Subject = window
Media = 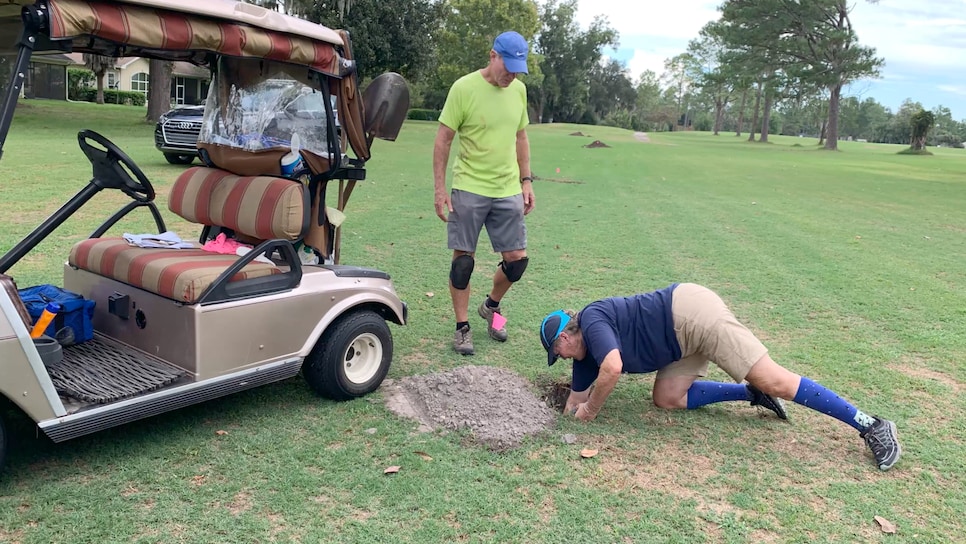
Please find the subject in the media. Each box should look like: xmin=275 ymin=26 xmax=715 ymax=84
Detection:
xmin=131 ymin=72 xmax=148 ymax=96
xmin=106 ymin=71 xmax=118 ymax=90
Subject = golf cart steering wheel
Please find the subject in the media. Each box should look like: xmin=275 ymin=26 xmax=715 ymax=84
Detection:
xmin=77 ymin=130 xmax=156 ymax=202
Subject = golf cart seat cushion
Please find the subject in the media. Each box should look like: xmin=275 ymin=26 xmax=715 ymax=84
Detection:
xmin=69 ymin=239 xmax=280 ymax=303
xmin=168 ymin=166 xmax=307 ymax=241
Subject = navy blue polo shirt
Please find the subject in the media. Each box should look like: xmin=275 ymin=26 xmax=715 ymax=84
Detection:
xmin=571 ymin=284 xmax=683 ymax=392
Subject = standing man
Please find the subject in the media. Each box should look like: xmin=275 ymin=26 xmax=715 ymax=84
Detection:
xmin=434 ymin=31 xmax=535 ymax=356
xmin=539 ymin=283 xmax=902 ymax=471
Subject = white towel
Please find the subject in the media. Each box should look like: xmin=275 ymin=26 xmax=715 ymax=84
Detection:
xmin=123 ymin=231 xmax=195 ymax=249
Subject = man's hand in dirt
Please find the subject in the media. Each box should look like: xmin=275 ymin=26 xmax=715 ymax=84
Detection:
xmin=574 ymin=403 xmax=599 ymax=422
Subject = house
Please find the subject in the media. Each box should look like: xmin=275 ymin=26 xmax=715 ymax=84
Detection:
xmin=24 ymin=53 xmax=72 ymax=100
xmin=22 ymin=53 xmax=210 ymax=106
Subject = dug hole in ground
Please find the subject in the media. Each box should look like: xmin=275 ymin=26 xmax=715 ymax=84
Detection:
xmin=382 ymin=365 xmax=572 ymax=451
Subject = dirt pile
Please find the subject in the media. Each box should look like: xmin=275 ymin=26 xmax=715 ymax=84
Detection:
xmin=382 ymin=365 xmax=557 ymax=451
xmin=584 ymin=140 xmax=610 ymax=148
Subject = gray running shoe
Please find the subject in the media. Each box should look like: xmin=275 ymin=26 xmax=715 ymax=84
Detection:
xmin=861 ymin=417 xmax=901 ymax=471
xmin=478 ymin=301 xmax=508 ymax=342
xmin=453 ymin=324 xmax=474 ymax=356
xmin=747 ymin=384 xmax=788 ymax=420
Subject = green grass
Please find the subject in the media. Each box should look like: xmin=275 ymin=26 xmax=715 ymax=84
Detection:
xmin=2 ymin=100 xmax=965 ymax=543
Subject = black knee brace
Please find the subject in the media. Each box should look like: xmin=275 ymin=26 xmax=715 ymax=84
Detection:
xmin=500 ymin=257 xmax=529 ymax=283
xmin=450 ymin=254 xmax=474 ymax=290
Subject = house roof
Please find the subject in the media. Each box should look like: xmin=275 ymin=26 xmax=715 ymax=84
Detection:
xmin=30 ymin=53 xmax=74 ymax=65
xmin=64 ymin=53 xmax=209 ymax=79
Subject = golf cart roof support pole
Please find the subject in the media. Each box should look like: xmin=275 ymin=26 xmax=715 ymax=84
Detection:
xmin=0 ymin=183 xmax=102 ymax=274
xmin=0 ymin=4 xmax=48 ymax=162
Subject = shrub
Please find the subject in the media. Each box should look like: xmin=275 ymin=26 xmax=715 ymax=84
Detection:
xmin=67 ymin=67 xmax=94 ymax=100
xmin=76 ymin=88 xmax=146 ymax=106
xmin=407 ymin=108 xmax=440 ymax=121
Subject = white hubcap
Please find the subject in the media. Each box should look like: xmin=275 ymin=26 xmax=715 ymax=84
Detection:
xmin=343 ymin=332 xmax=382 ymax=384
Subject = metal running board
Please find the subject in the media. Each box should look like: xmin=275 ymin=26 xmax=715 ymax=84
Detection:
xmin=48 ymin=337 xmax=186 ymax=404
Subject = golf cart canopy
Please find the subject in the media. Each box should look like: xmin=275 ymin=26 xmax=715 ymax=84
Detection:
xmin=1 ymin=0 xmax=347 ymax=76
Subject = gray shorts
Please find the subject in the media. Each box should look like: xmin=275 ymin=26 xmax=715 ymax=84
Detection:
xmin=447 ymin=189 xmax=527 ymax=253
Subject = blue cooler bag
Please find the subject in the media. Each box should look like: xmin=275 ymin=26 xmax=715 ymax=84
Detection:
xmin=19 ymin=284 xmax=96 ymax=344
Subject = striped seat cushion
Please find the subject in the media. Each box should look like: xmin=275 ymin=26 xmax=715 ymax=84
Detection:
xmin=69 ymin=239 xmax=281 ymax=303
xmin=168 ymin=167 xmax=306 ymax=242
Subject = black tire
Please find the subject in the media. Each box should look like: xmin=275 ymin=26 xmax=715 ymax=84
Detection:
xmin=163 ymin=153 xmax=195 ymax=165
xmin=303 ymin=310 xmax=392 ymax=401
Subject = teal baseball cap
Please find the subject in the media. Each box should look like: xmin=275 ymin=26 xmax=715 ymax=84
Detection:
xmin=540 ymin=310 xmax=571 ymax=366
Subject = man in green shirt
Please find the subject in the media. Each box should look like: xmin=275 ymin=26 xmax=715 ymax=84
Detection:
xmin=433 ymin=31 xmax=535 ymax=356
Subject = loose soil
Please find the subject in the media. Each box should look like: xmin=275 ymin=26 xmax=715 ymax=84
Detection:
xmin=383 ymin=365 xmax=559 ymax=451
xmin=584 ymin=140 xmax=610 ymax=148
xmin=634 ymin=131 xmax=651 ymax=143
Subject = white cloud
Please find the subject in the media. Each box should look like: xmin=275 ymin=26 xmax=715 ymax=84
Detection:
xmin=576 ymin=0 xmax=719 ymax=42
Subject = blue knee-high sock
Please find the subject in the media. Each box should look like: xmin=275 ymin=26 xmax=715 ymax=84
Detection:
xmin=792 ymin=376 xmax=875 ymax=432
xmin=686 ymin=381 xmax=751 ymax=409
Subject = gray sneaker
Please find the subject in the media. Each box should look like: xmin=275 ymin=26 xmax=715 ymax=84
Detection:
xmin=478 ymin=301 xmax=508 ymax=342
xmin=861 ymin=417 xmax=901 ymax=471
xmin=453 ymin=325 xmax=474 ymax=355
xmin=747 ymin=384 xmax=788 ymax=420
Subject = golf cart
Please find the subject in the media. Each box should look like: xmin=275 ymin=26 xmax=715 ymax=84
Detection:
xmin=0 ymin=0 xmax=412 ymax=472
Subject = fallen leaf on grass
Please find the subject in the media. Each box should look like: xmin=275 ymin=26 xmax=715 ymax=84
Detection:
xmin=414 ymin=451 xmax=433 ymax=461
xmin=425 ymin=292 xmax=434 ymax=298
xmin=215 ymin=430 xmax=228 ymax=436
xmin=190 ymin=475 xmax=207 ymax=486
xmin=579 ymin=448 xmax=599 ymax=458
xmin=874 ymin=516 xmax=897 ymax=534
xmin=384 ymin=466 xmax=401 ymax=474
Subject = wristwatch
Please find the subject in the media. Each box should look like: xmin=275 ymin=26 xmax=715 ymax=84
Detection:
xmin=520 ymin=176 xmax=533 ymax=183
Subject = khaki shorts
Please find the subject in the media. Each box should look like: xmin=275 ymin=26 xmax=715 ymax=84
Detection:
xmin=656 ymin=283 xmax=768 ymax=382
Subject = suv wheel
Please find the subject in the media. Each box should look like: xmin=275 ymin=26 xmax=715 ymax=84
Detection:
xmin=164 ymin=153 xmax=195 ymax=165
xmin=303 ymin=310 xmax=392 ymax=400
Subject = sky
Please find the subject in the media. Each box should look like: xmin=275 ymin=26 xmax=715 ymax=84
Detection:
xmin=575 ymin=0 xmax=966 ymax=120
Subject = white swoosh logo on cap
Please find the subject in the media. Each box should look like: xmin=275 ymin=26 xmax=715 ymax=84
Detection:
xmin=515 ymin=52 xmax=524 ymax=57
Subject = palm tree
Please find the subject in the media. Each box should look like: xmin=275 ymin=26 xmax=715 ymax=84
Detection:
xmin=82 ymin=53 xmax=116 ymax=104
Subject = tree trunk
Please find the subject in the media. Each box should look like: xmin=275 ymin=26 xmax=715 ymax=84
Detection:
xmin=735 ymin=88 xmax=748 ymax=137
xmin=95 ymin=70 xmax=105 ymax=104
xmin=818 ymin=118 xmax=827 ymax=146
xmin=713 ymin=98 xmax=724 ymax=136
xmin=824 ymin=84 xmax=842 ymax=150
xmin=146 ymin=60 xmax=174 ymax=121
xmin=759 ymin=90 xmax=773 ymax=143
xmin=748 ymin=81 xmax=762 ymax=142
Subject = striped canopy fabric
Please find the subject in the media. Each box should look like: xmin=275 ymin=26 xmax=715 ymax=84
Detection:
xmin=46 ymin=0 xmax=341 ymax=76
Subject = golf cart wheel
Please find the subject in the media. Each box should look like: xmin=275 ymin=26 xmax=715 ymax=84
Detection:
xmin=164 ymin=153 xmax=195 ymax=165
xmin=303 ymin=310 xmax=392 ymax=401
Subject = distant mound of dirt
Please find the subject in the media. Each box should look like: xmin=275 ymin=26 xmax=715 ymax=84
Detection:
xmin=584 ymin=140 xmax=610 ymax=148
xmin=382 ymin=365 xmax=557 ymax=451
xmin=569 ymin=131 xmax=587 ymax=136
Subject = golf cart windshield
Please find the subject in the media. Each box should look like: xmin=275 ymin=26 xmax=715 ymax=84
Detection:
xmin=200 ymin=57 xmax=334 ymax=159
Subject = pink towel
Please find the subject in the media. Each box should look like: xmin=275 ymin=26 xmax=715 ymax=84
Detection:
xmin=202 ymin=233 xmax=250 ymax=255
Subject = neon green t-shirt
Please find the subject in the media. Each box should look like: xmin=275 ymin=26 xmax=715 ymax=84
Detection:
xmin=438 ymin=71 xmax=529 ymax=198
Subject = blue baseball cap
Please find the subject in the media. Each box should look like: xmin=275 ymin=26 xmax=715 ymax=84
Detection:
xmin=540 ymin=310 xmax=571 ymax=366
xmin=493 ymin=31 xmax=529 ymax=74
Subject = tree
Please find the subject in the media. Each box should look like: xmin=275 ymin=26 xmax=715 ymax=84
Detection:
xmin=426 ymin=0 xmax=539 ymax=109
xmin=82 ymin=54 xmax=116 ymax=105
xmin=587 ymin=59 xmax=635 ymax=125
xmin=714 ymin=0 xmax=882 ymax=150
xmin=533 ymin=0 xmax=617 ymax=123
xmin=146 ymin=60 xmax=173 ymax=122
xmin=908 ymin=109 xmax=934 ymax=152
